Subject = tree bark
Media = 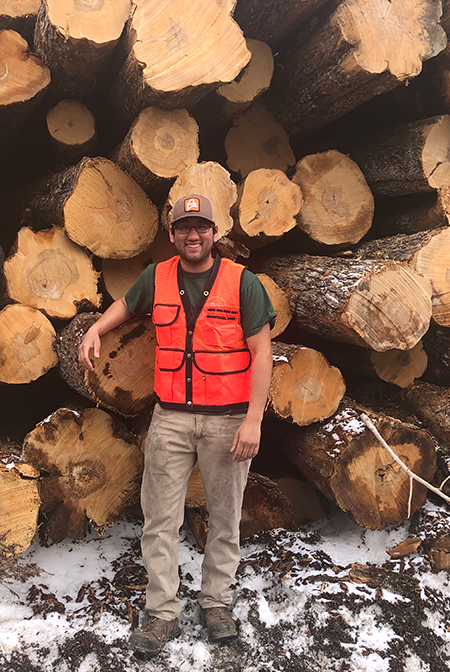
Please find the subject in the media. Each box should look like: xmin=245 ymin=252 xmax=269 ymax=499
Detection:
xmin=270 ymin=342 xmax=345 ymax=426
xmin=251 ymin=253 xmax=432 ymax=351
xmin=233 ymin=0 xmax=333 ymax=47
xmin=266 ymin=0 xmax=446 ymax=139
xmin=161 ymin=162 xmax=237 ymax=239
xmin=291 ymin=150 xmax=374 ymax=246
xmin=0 ymin=449 xmax=40 ymax=556
xmin=280 ymin=399 xmax=437 ymax=529
xmin=56 ymin=312 xmax=156 ymax=417
xmin=33 ymin=0 xmax=132 ymax=101
xmin=231 ymin=168 xmax=302 ymax=248
xmin=349 ymin=116 xmax=450 ymax=197
xmin=21 ymin=157 xmax=159 ymax=259
xmin=112 ymin=106 xmax=199 ymax=201
xmin=110 ymin=0 xmax=250 ymax=124
xmin=224 ymin=99 xmax=296 ymax=179
xmin=370 ymin=187 xmax=450 ymax=238
xmin=3 ymin=227 xmax=101 ymax=319
xmin=352 ymin=227 xmax=450 ymax=327
xmin=193 ymin=38 xmax=274 ymax=130
xmin=46 ymin=100 xmax=97 ymax=169
xmin=256 ymin=274 xmax=291 ymax=339
xmin=22 ymin=407 xmax=143 ymax=542
xmin=0 ymin=30 xmax=50 ymax=144
xmin=0 ymin=304 xmax=58 ymax=384
xmin=403 ymin=381 xmax=450 ymax=451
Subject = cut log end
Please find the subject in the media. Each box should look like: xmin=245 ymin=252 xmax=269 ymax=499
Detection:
xmin=370 ymin=341 xmax=428 ymax=388
xmin=234 ymin=168 xmax=302 ymax=240
xmin=346 ymin=264 xmax=432 ymax=351
xmin=0 ymin=458 xmax=40 ymax=556
xmin=22 ymin=407 xmax=143 ymax=542
xmin=292 ymin=150 xmax=374 ymax=246
xmin=4 ymin=227 xmax=101 ymax=319
xmin=46 ymin=99 xmax=96 ymax=147
xmin=46 ymin=0 xmax=131 ymax=44
xmin=216 ymin=38 xmax=274 ymax=105
xmin=270 ymin=343 xmax=346 ymax=426
xmin=0 ymin=29 xmax=50 ymax=105
xmin=0 ymin=304 xmax=58 ymax=384
xmin=64 ymin=158 xmax=159 ymax=259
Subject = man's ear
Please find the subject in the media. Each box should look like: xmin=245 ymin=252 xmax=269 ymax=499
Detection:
xmin=213 ymin=225 xmax=219 ymax=242
xmin=169 ymin=226 xmax=175 ymax=243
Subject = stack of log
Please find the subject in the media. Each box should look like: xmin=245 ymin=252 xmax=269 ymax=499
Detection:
xmin=1 ymin=0 xmax=450 ymax=568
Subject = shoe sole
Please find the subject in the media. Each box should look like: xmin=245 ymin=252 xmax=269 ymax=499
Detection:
xmin=131 ymin=627 xmax=181 ymax=658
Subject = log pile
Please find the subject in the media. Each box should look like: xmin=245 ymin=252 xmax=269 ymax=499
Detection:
xmin=1 ymin=0 xmax=449 ymax=555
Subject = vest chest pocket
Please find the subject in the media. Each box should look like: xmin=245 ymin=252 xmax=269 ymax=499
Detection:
xmin=203 ymin=308 xmax=238 ymax=348
xmin=153 ymin=304 xmax=181 ymax=347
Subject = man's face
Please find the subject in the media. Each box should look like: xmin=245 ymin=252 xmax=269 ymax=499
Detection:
xmin=169 ymin=216 xmax=219 ymax=268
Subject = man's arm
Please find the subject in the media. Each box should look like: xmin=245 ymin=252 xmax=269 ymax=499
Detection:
xmin=78 ymin=297 xmax=134 ymax=371
xmin=231 ymin=322 xmax=273 ymax=462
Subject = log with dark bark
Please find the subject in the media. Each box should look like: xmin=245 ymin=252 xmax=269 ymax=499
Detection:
xmin=233 ymin=0 xmax=333 ymax=47
xmin=352 ymin=227 xmax=450 ymax=327
xmin=279 ymin=399 xmax=437 ymax=529
xmin=0 ymin=30 xmax=50 ymax=144
xmin=22 ymin=407 xmax=143 ymax=542
xmin=224 ymin=99 xmax=296 ymax=179
xmin=111 ymin=0 xmax=250 ymax=124
xmin=256 ymin=274 xmax=291 ymax=339
xmin=231 ymin=168 xmax=302 ymax=248
xmin=291 ymin=150 xmax=374 ymax=246
xmin=0 ymin=0 xmax=38 ymax=44
xmin=33 ymin=0 xmax=132 ymax=101
xmin=422 ymin=327 xmax=450 ymax=387
xmin=3 ymin=227 xmax=101 ymax=319
xmin=266 ymin=0 xmax=446 ymax=139
xmin=349 ymin=116 xmax=450 ymax=198
xmin=185 ymin=463 xmax=296 ymax=549
xmin=21 ymin=157 xmax=159 ymax=259
xmin=403 ymin=381 xmax=450 ymax=451
xmin=0 ymin=447 xmax=40 ymax=556
xmin=0 ymin=304 xmax=58 ymax=384
xmin=270 ymin=342 xmax=345 ymax=426
xmin=56 ymin=312 xmax=156 ymax=417
xmin=370 ymin=187 xmax=450 ymax=238
xmin=46 ymin=100 xmax=97 ymax=168
xmin=161 ymin=162 xmax=237 ymax=238
xmin=193 ymin=38 xmax=274 ymax=131
xmin=113 ymin=106 xmax=199 ymax=201
xmin=251 ymin=253 xmax=432 ymax=351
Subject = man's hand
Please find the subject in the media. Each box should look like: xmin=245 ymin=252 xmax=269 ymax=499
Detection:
xmin=78 ymin=327 xmax=100 ymax=371
xmin=231 ymin=418 xmax=261 ymax=462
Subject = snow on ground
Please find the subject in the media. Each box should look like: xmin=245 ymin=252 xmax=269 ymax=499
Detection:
xmin=1 ymin=503 xmax=450 ymax=672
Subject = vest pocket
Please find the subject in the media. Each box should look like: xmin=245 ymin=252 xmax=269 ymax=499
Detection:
xmin=157 ymin=348 xmax=185 ymax=371
xmin=153 ymin=303 xmax=181 ymax=347
xmin=194 ymin=349 xmax=251 ymax=375
xmin=203 ymin=313 xmax=237 ymax=348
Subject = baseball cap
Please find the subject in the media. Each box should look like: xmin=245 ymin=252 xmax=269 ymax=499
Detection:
xmin=170 ymin=194 xmax=215 ymax=225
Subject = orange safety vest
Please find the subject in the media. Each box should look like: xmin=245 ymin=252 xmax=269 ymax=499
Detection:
xmin=152 ymin=255 xmax=252 ymax=412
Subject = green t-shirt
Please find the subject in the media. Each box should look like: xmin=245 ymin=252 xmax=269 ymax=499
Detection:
xmin=125 ymin=260 xmax=276 ymax=339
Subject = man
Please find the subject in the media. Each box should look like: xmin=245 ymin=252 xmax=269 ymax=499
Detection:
xmin=78 ymin=194 xmax=275 ymax=657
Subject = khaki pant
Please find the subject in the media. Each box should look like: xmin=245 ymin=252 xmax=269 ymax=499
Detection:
xmin=141 ymin=404 xmax=250 ymax=621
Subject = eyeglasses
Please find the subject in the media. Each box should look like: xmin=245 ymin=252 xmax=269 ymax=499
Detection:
xmin=173 ymin=222 xmax=213 ymax=235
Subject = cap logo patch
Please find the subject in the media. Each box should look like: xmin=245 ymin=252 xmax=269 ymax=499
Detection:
xmin=184 ymin=197 xmax=200 ymax=212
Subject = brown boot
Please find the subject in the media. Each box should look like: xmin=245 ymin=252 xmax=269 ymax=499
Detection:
xmin=129 ymin=615 xmax=180 ymax=656
xmin=201 ymin=607 xmax=238 ymax=642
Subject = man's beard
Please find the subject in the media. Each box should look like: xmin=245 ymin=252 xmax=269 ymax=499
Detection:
xmin=174 ymin=238 xmax=214 ymax=266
